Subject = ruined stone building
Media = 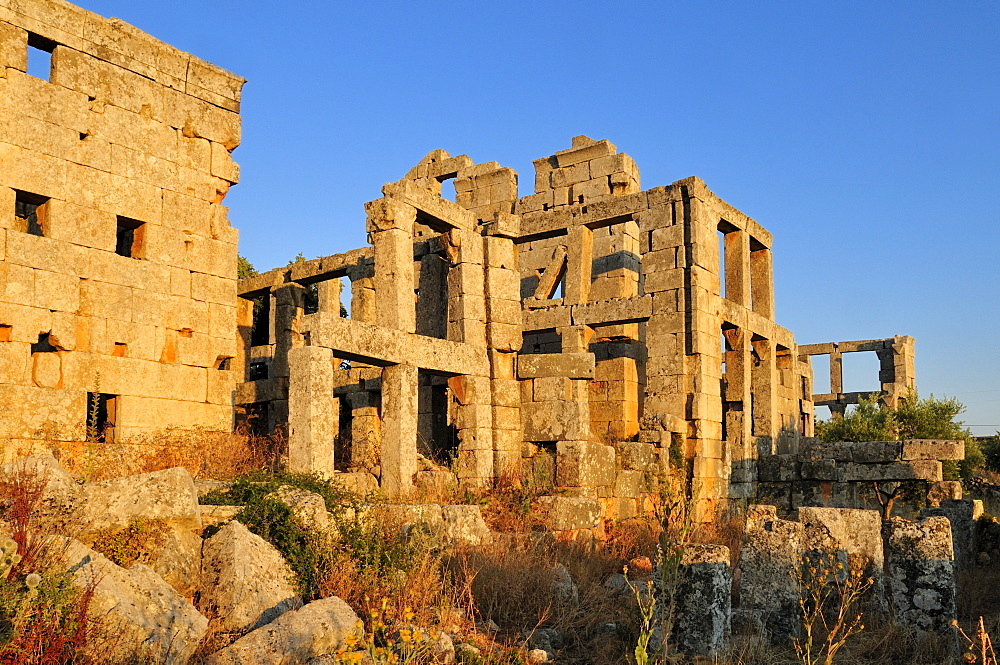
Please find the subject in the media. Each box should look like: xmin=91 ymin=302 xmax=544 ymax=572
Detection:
xmin=1 ymin=0 xmax=946 ymax=517
xmin=235 ymin=137 xmax=827 ymax=513
xmin=0 ymin=0 xmax=242 ymax=450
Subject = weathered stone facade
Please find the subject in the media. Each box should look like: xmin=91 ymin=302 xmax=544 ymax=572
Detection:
xmin=0 ymin=0 xmax=243 ymax=456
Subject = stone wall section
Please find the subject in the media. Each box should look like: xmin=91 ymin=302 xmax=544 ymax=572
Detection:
xmin=0 ymin=0 xmax=243 ymax=454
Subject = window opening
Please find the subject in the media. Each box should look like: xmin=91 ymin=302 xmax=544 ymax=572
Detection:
xmin=26 ymin=33 xmax=55 ymax=82
xmin=841 ymin=351 xmax=881 ymax=394
xmin=115 ymin=216 xmax=145 ymax=258
xmin=30 ymin=332 xmax=57 ymax=354
xmin=250 ymin=295 xmax=271 ymax=346
xmin=86 ymin=392 xmax=117 ymax=443
xmin=15 ymin=191 xmax=49 ymax=236
xmin=214 ymin=356 xmax=232 ymax=370
xmin=248 ymin=361 xmax=268 ymax=381
xmin=112 ymin=342 xmax=127 ymax=357
xmin=0 ymin=325 xmax=11 ymax=342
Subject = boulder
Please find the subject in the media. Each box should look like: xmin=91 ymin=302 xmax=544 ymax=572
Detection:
xmin=0 ymin=453 xmax=80 ymax=527
xmin=266 ymin=486 xmax=329 ymax=532
xmin=205 ymin=596 xmax=361 ymax=665
xmin=79 ymin=467 xmax=201 ymax=532
xmin=56 ymin=537 xmax=207 ymax=664
xmin=150 ymin=525 xmax=203 ymax=598
xmin=201 ymin=520 xmax=302 ymax=632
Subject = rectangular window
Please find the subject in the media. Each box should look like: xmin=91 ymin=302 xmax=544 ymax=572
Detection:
xmin=26 ymin=33 xmax=56 ymax=82
xmin=14 ymin=191 xmax=49 ymax=236
xmin=115 ymin=216 xmax=145 ymax=258
xmin=86 ymin=392 xmax=117 ymax=443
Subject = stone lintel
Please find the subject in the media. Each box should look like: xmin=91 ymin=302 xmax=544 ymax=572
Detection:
xmin=381 ymin=180 xmax=475 ymax=231
xmin=517 ymin=353 xmax=595 ymax=379
xmin=303 ymin=313 xmax=489 ymax=377
xmin=901 ymin=440 xmax=965 ymax=461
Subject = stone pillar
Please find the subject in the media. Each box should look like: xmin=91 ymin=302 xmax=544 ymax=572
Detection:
xmin=235 ymin=296 xmax=254 ymax=380
xmin=366 ymin=197 xmax=417 ymax=333
xmin=483 ymin=232 xmax=522 ymax=476
xmin=722 ymin=228 xmax=750 ymax=307
xmin=739 ymin=504 xmax=804 ymax=643
xmin=347 ymin=390 xmax=380 ymax=471
xmin=798 ymin=507 xmax=886 ymax=612
xmin=316 ymin=277 xmax=342 ymax=316
xmin=673 ymin=544 xmax=732 ymax=658
xmin=564 ymin=225 xmax=593 ymax=305
xmin=450 ymin=374 xmax=493 ymax=488
xmin=380 ymin=363 xmax=418 ymax=497
xmin=287 ymin=346 xmax=337 ymax=478
xmin=749 ymin=246 xmax=773 ymax=318
xmin=270 ymin=283 xmax=305 ymax=379
xmin=751 ymin=337 xmax=777 ymax=456
xmin=883 ymin=516 xmax=957 ymax=634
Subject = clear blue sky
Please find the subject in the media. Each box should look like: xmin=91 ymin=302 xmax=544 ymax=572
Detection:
xmin=82 ymin=1 xmax=1000 ymax=435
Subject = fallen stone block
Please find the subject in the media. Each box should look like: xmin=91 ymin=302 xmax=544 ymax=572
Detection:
xmin=201 ymin=520 xmax=302 ymax=633
xmin=266 ymin=485 xmax=329 ymax=532
xmin=441 ymin=505 xmax=492 ymax=547
xmin=79 ymin=466 xmax=202 ymax=532
xmin=797 ymin=507 xmax=885 ymax=612
xmin=206 ymin=596 xmax=361 ymax=665
xmin=56 ymin=537 xmax=207 ymax=664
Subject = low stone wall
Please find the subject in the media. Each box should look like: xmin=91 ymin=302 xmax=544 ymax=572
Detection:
xmin=757 ymin=439 xmax=964 ymax=511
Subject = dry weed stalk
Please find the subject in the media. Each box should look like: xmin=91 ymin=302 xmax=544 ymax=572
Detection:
xmin=791 ymin=552 xmax=873 ymax=665
xmin=954 ymin=616 xmax=998 ymax=665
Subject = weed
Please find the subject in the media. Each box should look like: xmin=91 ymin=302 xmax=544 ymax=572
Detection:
xmin=955 ymin=616 xmax=997 ymax=664
xmin=790 ymin=552 xmax=873 ymax=665
xmin=90 ymin=518 xmax=170 ymax=567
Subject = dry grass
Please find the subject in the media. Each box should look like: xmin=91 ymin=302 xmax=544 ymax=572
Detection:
xmin=51 ymin=427 xmax=285 ymax=481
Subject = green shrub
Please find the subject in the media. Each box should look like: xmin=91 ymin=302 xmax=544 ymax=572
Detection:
xmin=90 ymin=518 xmax=169 ymax=567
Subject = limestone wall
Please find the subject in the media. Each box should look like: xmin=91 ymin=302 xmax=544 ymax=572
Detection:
xmin=0 ymin=0 xmax=243 ymax=455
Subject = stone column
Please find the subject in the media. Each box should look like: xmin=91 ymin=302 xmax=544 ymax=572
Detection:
xmin=381 ymin=363 xmax=418 ymax=497
xmin=751 ymin=337 xmax=777 ymax=456
xmin=316 ymin=277 xmax=342 ymax=316
xmin=564 ymin=225 xmax=593 ymax=305
xmin=883 ymin=516 xmax=957 ymax=634
xmin=270 ymin=283 xmax=305 ymax=379
xmin=287 ymin=346 xmax=337 ymax=478
xmin=672 ymin=544 xmax=732 ymax=658
xmin=739 ymin=504 xmax=804 ymax=643
xmin=722 ymin=228 xmax=750 ymax=307
xmin=749 ymin=246 xmax=773 ymax=318
xmin=366 ymin=197 xmax=417 ymax=333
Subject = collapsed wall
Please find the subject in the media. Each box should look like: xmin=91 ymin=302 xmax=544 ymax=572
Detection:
xmin=0 ymin=0 xmax=243 ymax=457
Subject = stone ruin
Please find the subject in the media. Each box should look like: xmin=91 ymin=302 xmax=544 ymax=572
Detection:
xmin=0 ymin=1 xmax=986 ymax=661
xmin=0 ymin=0 xmax=969 ymax=522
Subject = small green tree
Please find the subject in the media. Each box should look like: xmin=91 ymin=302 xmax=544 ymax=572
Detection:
xmin=816 ymin=392 xmax=976 ymax=480
xmin=237 ymin=255 xmax=258 ymax=280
